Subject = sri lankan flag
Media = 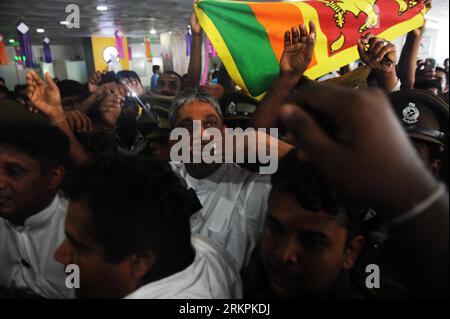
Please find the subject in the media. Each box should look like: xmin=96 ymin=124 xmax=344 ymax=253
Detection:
xmin=195 ymin=0 xmax=427 ymax=98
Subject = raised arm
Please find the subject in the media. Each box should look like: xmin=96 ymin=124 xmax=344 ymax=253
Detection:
xmin=281 ymin=84 xmax=448 ymax=296
xmin=251 ymin=21 xmax=316 ymax=130
xmin=26 ymin=71 xmax=89 ymax=166
xmin=185 ymin=1 xmax=203 ymax=89
xmin=398 ymin=28 xmax=424 ymax=89
xmin=357 ymin=34 xmax=399 ymax=92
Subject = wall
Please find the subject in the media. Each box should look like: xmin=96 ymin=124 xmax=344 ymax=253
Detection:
xmin=128 ymin=42 xmax=162 ymax=88
xmin=0 ymin=41 xmax=87 ymax=88
xmin=91 ymin=36 xmax=130 ymax=72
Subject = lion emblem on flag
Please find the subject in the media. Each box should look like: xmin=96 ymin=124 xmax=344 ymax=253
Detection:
xmin=321 ymin=0 xmax=419 ymax=52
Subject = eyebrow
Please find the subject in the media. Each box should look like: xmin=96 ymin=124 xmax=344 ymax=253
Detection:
xmin=266 ymin=215 xmax=330 ymax=242
xmin=4 ymin=161 xmax=29 ymax=173
xmin=266 ymin=215 xmax=283 ymax=227
xmin=178 ymin=117 xmax=193 ymax=124
xmin=300 ymin=230 xmax=330 ymax=243
xmin=65 ymin=231 xmax=88 ymax=249
xmin=205 ymin=114 xmax=220 ymax=121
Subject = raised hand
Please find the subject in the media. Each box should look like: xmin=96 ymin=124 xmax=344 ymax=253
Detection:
xmin=99 ymin=88 xmax=124 ymax=127
xmin=190 ymin=0 xmax=202 ymax=35
xmin=88 ymin=71 xmax=104 ymax=94
xmin=66 ymin=110 xmax=93 ymax=132
xmin=280 ymin=21 xmax=316 ymax=80
xmin=280 ymin=84 xmax=437 ymax=216
xmin=122 ymin=78 xmax=144 ymax=97
xmin=26 ymin=71 xmax=64 ymax=121
xmin=357 ymin=34 xmax=397 ymax=74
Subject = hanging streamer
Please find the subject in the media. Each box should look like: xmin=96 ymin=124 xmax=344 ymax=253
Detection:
xmin=42 ymin=37 xmax=52 ymax=63
xmin=115 ymin=31 xmax=125 ymax=59
xmin=16 ymin=21 xmax=33 ymax=68
xmin=128 ymin=46 xmax=132 ymax=61
xmin=145 ymin=37 xmax=152 ymax=62
xmin=14 ymin=46 xmax=23 ymax=66
xmin=0 ymin=34 xmax=8 ymax=65
xmin=186 ymin=27 xmax=192 ymax=57
xmin=200 ymin=36 xmax=211 ymax=86
xmin=208 ymin=39 xmax=217 ymax=59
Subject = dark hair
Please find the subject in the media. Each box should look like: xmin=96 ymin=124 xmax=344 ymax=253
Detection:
xmin=271 ymin=150 xmax=368 ymax=242
xmin=116 ymin=70 xmax=142 ymax=84
xmin=0 ymin=85 xmax=10 ymax=97
xmin=57 ymin=80 xmax=84 ymax=99
xmin=152 ymin=65 xmax=160 ymax=73
xmin=163 ymin=70 xmax=183 ymax=84
xmin=0 ymin=77 xmax=5 ymax=84
xmin=0 ymin=121 xmax=70 ymax=172
xmin=13 ymin=84 xmax=27 ymax=96
xmin=217 ymin=64 xmax=234 ymax=94
xmin=415 ymin=79 xmax=442 ymax=92
xmin=67 ymin=155 xmax=194 ymax=283
xmin=415 ymin=140 xmax=443 ymax=163
xmin=435 ymin=67 xmax=447 ymax=74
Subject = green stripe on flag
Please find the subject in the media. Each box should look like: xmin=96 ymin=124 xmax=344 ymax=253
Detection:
xmin=199 ymin=1 xmax=280 ymax=96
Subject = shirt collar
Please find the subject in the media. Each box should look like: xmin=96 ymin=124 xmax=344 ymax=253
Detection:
xmin=9 ymin=193 xmax=62 ymax=231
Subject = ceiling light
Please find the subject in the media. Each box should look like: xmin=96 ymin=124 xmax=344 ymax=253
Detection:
xmin=9 ymin=39 xmax=15 ymax=44
xmin=96 ymin=5 xmax=108 ymax=11
xmin=36 ymin=28 xmax=45 ymax=33
xmin=60 ymin=21 xmax=69 ymax=25
xmin=150 ymin=28 xmax=157 ymax=35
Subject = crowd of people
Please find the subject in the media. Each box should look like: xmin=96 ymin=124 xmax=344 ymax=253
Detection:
xmin=0 ymin=0 xmax=448 ymax=299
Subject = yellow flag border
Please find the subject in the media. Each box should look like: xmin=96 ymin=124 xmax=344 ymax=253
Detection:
xmin=196 ymin=0 xmax=426 ymax=96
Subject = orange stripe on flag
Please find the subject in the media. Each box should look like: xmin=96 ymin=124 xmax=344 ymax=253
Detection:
xmin=249 ymin=2 xmax=317 ymax=68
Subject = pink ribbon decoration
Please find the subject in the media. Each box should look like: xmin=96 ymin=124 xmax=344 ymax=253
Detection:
xmin=209 ymin=40 xmax=217 ymax=58
xmin=115 ymin=31 xmax=125 ymax=59
xmin=200 ymin=37 xmax=211 ymax=86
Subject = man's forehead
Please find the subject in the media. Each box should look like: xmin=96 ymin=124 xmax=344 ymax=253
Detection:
xmin=0 ymin=145 xmax=40 ymax=168
xmin=269 ymin=192 xmax=342 ymax=231
xmin=160 ymin=74 xmax=180 ymax=82
xmin=177 ymin=101 xmax=222 ymax=122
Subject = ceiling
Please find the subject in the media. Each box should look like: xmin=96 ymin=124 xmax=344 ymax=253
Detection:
xmin=0 ymin=0 xmax=448 ymax=45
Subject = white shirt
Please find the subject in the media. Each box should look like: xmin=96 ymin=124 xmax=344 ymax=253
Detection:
xmin=0 ymin=193 xmax=74 ymax=299
xmin=171 ymin=162 xmax=271 ymax=269
xmin=124 ymin=234 xmax=242 ymax=299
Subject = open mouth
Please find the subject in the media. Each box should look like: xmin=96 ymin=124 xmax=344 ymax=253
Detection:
xmin=268 ymin=265 xmax=300 ymax=286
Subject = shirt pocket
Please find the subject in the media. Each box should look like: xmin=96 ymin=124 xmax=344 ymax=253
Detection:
xmin=206 ymin=198 xmax=235 ymax=233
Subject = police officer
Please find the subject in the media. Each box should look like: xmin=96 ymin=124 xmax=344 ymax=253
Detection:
xmin=390 ymin=89 xmax=448 ymax=184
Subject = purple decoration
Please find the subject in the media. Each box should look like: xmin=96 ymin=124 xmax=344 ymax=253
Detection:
xmin=186 ymin=29 xmax=192 ymax=57
xmin=42 ymin=37 xmax=52 ymax=63
xmin=128 ymin=46 xmax=132 ymax=61
xmin=115 ymin=31 xmax=125 ymax=59
xmin=17 ymin=21 xmax=33 ymax=67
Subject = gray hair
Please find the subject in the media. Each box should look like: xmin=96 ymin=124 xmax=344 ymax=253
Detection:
xmin=169 ymin=88 xmax=223 ymax=127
